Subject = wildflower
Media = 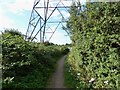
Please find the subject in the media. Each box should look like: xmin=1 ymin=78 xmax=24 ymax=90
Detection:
xmin=68 ymin=47 xmax=72 ymax=51
xmin=4 ymin=77 xmax=14 ymax=84
xmin=89 ymin=78 xmax=95 ymax=83
xmin=68 ymin=70 xmax=70 ymax=72
xmin=76 ymin=86 xmax=79 ymax=88
xmin=104 ymin=80 xmax=108 ymax=84
xmin=11 ymin=64 xmax=14 ymax=66
xmin=77 ymin=73 xmax=80 ymax=76
xmin=13 ymin=63 xmax=16 ymax=65
xmin=113 ymin=69 xmax=117 ymax=72
xmin=9 ymin=77 xmax=14 ymax=82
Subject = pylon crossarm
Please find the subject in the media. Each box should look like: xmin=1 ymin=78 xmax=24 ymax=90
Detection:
xmin=34 ymin=9 xmax=44 ymax=21
xmin=31 ymin=1 xmax=61 ymax=41
xmin=43 ymin=0 xmax=49 ymax=42
xmin=29 ymin=18 xmax=40 ymax=40
xmin=48 ymin=22 xmax=61 ymax=41
xmin=26 ymin=0 xmax=81 ymax=42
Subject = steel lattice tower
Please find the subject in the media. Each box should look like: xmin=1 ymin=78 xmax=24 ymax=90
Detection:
xmin=26 ymin=0 xmax=81 ymax=42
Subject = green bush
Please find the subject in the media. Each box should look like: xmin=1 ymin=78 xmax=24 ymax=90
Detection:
xmin=65 ymin=2 xmax=120 ymax=89
xmin=2 ymin=29 xmax=66 ymax=88
xmin=2 ymin=30 xmax=36 ymax=84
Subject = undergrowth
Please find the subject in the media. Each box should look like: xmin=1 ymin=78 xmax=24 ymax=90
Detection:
xmin=1 ymin=29 xmax=69 ymax=89
xmin=65 ymin=2 xmax=120 ymax=89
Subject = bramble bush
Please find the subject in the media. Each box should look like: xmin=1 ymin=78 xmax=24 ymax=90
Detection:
xmin=2 ymin=29 xmax=67 ymax=88
xmin=2 ymin=30 xmax=35 ymax=78
xmin=65 ymin=2 xmax=120 ymax=89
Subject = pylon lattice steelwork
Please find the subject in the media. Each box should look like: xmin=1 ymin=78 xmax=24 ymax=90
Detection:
xmin=26 ymin=0 xmax=80 ymax=42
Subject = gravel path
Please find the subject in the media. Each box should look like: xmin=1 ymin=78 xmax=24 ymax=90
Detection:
xmin=48 ymin=55 xmax=67 ymax=88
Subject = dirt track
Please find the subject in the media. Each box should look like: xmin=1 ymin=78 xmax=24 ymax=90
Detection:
xmin=48 ymin=55 xmax=66 ymax=88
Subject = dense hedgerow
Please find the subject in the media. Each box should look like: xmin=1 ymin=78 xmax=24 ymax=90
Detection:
xmin=1 ymin=29 xmax=67 ymax=88
xmin=65 ymin=2 xmax=120 ymax=89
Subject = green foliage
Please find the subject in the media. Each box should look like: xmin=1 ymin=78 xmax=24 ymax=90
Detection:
xmin=4 ymin=29 xmax=23 ymax=37
xmin=2 ymin=31 xmax=36 ymax=78
xmin=2 ymin=29 xmax=66 ymax=88
xmin=65 ymin=2 xmax=120 ymax=89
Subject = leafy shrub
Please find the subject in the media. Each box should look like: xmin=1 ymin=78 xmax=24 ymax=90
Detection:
xmin=65 ymin=2 xmax=120 ymax=89
xmin=2 ymin=31 xmax=36 ymax=79
xmin=2 ymin=29 xmax=66 ymax=88
xmin=4 ymin=29 xmax=23 ymax=37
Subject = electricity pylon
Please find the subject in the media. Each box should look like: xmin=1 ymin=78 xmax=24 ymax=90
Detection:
xmin=26 ymin=0 xmax=81 ymax=42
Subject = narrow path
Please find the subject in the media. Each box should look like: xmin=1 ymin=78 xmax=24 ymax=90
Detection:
xmin=48 ymin=55 xmax=67 ymax=88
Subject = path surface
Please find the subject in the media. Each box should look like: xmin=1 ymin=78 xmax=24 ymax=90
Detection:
xmin=48 ymin=55 xmax=67 ymax=88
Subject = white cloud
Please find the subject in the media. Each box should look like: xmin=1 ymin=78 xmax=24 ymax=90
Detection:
xmin=0 ymin=0 xmax=71 ymax=44
xmin=44 ymin=26 xmax=71 ymax=45
xmin=4 ymin=0 xmax=34 ymax=15
xmin=0 ymin=0 xmax=34 ymax=32
xmin=60 ymin=10 xmax=70 ymax=19
xmin=50 ymin=30 xmax=71 ymax=45
xmin=0 ymin=6 xmax=16 ymax=32
xmin=0 ymin=0 xmax=34 ymax=15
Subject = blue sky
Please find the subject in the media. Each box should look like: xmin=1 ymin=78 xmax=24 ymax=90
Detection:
xmin=0 ymin=0 xmax=86 ymax=45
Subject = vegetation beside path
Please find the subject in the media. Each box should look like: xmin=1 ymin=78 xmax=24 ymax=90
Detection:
xmin=64 ymin=2 xmax=120 ymax=89
xmin=2 ymin=1 xmax=120 ymax=90
xmin=1 ymin=29 xmax=70 ymax=89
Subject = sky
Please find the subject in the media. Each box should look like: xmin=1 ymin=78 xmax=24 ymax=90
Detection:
xmin=0 ymin=0 xmax=86 ymax=45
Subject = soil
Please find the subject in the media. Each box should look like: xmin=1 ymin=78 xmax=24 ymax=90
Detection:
xmin=48 ymin=55 xmax=67 ymax=88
